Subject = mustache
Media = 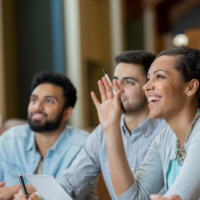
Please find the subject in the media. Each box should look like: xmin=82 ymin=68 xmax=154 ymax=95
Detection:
xmin=30 ymin=111 xmax=48 ymax=117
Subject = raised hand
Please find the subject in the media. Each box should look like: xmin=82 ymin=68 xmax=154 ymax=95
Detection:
xmin=91 ymin=77 xmax=123 ymax=133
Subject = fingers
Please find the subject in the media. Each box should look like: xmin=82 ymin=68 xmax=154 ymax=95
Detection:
xmin=114 ymin=89 xmax=124 ymax=111
xmin=91 ymin=92 xmax=100 ymax=109
xmin=14 ymin=189 xmax=27 ymax=200
xmin=113 ymin=79 xmax=121 ymax=91
xmin=102 ymin=77 xmax=114 ymax=99
xmin=28 ymin=193 xmax=40 ymax=200
xmin=0 ymin=182 xmax=5 ymax=187
xmin=98 ymin=80 xmax=108 ymax=102
xmin=150 ymin=194 xmax=169 ymax=200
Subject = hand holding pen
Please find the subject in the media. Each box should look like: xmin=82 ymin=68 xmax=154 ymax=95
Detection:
xmin=18 ymin=174 xmax=29 ymax=199
xmin=91 ymin=76 xmax=124 ymax=133
xmin=103 ymin=70 xmax=126 ymax=113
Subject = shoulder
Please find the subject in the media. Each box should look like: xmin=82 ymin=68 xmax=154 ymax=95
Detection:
xmin=0 ymin=124 xmax=31 ymax=140
xmin=152 ymin=119 xmax=168 ymax=132
xmin=0 ymin=124 xmax=32 ymax=155
xmin=152 ymin=124 xmax=174 ymax=148
xmin=64 ymin=126 xmax=90 ymax=145
xmin=187 ymin=119 xmax=200 ymax=147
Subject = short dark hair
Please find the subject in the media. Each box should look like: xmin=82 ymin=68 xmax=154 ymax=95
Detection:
xmin=115 ymin=50 xmax=156 ymax=75
xmin=31 ymin=72 xmax=77 ymax=108
xmin=157 ymin=45 xmax=200 ymax=105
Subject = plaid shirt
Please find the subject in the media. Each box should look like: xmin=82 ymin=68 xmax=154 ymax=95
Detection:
xmin=57 ymin=116 xmax=168 ymax=200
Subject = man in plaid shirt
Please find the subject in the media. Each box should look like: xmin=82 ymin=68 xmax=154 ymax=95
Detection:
xmin=15 ymin=51 xmax=168 ymax=200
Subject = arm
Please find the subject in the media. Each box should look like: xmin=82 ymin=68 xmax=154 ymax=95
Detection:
xmin=91 ymin=78 xmax=164 ymax=199
xmin=151 ymin=195 xmax=182 ymax=200
xmin=164 ymin=125 xmax=200 ymax=200
xmin=56 ymin=126 xmax=101 ymax=198
xmin=0 ymin=185 xmax=35 ymax=200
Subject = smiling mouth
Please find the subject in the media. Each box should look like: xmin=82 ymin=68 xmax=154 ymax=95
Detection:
xmin=148 ymin=97 xmax=162 ymax=103
xmin=31 ymin=113 xmax=47 ymax=120
xmin=120 ymin=98 xmax=127 ymax=102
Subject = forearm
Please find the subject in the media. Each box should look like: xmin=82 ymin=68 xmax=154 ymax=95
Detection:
xmin=105 ymin=126 xmax=134 ymax=197
xmin=12 ymin=185 xmax=36 ymax=196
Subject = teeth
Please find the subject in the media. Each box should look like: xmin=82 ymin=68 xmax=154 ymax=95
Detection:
xmin=121 ymin=99 xmax=126 ymax=101
xmin=148 ymin=97 xmax=161 ymax=102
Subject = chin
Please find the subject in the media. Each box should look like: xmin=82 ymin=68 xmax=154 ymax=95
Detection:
xmin=149 ymin=110 xmax=162 ymax=119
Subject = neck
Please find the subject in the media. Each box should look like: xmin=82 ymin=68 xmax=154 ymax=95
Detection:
xmin=35 ymin=123 xmax=65 ymax=159
xmin=166 ymin=105 xmax=198 ymax=148
xmin=124 ymin=103 xmax=149 ymax=133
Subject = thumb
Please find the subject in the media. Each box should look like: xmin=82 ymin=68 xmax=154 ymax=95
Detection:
xmin=0 ymin=182 xmax=5 ymax=187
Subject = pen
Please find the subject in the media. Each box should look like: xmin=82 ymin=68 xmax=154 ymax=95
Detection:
xmin=18 ymin=174 xmax=29 ymax=199
xmin=103 ymin=70 xmax=126 ymax=113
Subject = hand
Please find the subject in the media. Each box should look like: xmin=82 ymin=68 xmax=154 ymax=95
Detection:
xmin=91 ymin=77 xmax=123 ymax=133
xmin=14 ymin=189 xmax=39 ymax=200
xmin=150 ymin=194 xmax=182 ymax=200
xmin=0 ymin=184 xmax=21 ymax=200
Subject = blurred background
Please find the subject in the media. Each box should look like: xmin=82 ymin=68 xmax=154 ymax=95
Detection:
xmin=0 ymin=0 xmax=200 ymax=198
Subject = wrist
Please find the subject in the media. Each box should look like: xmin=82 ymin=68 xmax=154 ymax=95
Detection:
xmin=104 ymin=124 xmax=121 ymax=137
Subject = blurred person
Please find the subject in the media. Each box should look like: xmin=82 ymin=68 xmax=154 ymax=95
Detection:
xmin=0 ymin=72 xmax=97 ymax=200
xmin=16 ymin=50 xmax=168 ymax=200
xmin=91 ymin=46 xmax=200 ymax=200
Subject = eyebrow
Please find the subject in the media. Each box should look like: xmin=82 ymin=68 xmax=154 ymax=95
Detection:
xmin=30 ymin=95 xmax=58 ymax=101
xmin=112 ymin=76 xmax=138 ymax=82
xmin=147 ymin=69 xmax=168 ymax=76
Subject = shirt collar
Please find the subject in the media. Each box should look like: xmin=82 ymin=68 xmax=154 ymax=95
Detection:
xmin=120 ymin=115 xmax=160 ymax=136
xmin=26 ymin=126 xmax=69 ymax=153
xmin=26 ymin=129 xmax=35 ymax=151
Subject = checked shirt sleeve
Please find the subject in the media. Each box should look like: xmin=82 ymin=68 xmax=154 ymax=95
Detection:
xmin=56 ymin=125 xmax=102 ymax=198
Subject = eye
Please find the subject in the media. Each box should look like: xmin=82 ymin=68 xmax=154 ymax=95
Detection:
xmin=46 ymin=99 xmax=53 ymax=104
xmin=156 ymin=75 xmax=165 ymax=79
xmin=126 ymin=81 xmax=134 ymax=85
xmin=31 ymin=98 xmax=37 ymax=103
xmin=146 ymin=78 xmax=150 ymax=82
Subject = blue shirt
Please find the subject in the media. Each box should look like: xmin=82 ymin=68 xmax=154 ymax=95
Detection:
xmin=0 ymin=124 xmax=89 ymax=186
xmin=166 ymin=159 xmax=182 ymax=191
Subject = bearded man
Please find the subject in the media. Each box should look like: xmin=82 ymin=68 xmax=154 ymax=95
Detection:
xmin=0 ymin=72 xmax=97 ymax=200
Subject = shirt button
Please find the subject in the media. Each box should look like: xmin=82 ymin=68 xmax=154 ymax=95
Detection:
xmin=45 ymin=163 xmax=48 ymax=166
xmin=132 ymin=144 xmax=136 ymax=148
xmin=10 ymin=171 xmax=14 ymax=174
xmin=144 ymin=134 xmax=148 ymax=137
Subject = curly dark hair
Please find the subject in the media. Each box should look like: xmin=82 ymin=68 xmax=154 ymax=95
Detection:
xmin=31 ymin=72 xmax=77 ymax=108
xmin=157 ymin=45 xmax=200 ymax=105
xmin=115 ymin=50 xmax=156 ymax=76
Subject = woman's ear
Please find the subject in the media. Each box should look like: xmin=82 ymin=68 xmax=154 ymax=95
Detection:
xmin=186 ymin=79 xmax=199 ymax=96
xmin=62 ymin=106 xmax=73 ymax=122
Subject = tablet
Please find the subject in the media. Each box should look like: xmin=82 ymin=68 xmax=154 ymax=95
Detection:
xmin=24 ymin=174 xmax=72 ymax=200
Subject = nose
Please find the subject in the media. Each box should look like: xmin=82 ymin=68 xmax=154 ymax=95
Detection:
xmin=34 ymin=101 xmax=44 ymax=111
xmin=143 ymin=80 xmax=155 ymax=92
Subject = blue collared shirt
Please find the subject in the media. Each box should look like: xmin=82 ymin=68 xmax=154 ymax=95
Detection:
xmin=57 ymin=116 xmax=168 ymax=200
xmin=0 ymin=124 xmax=89 ymax=186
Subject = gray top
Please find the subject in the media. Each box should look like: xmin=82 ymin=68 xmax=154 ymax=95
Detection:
xmin=56 ymin=116 xmax=167 ymax=200
xmin=117 ymin=119 xmax=200 ymax=200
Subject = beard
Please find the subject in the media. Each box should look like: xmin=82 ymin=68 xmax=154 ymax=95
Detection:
xmin=28 ymin=110 xmax=64 ymax=132
xmin=125 ymin=95 xmax=147 ymax=113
